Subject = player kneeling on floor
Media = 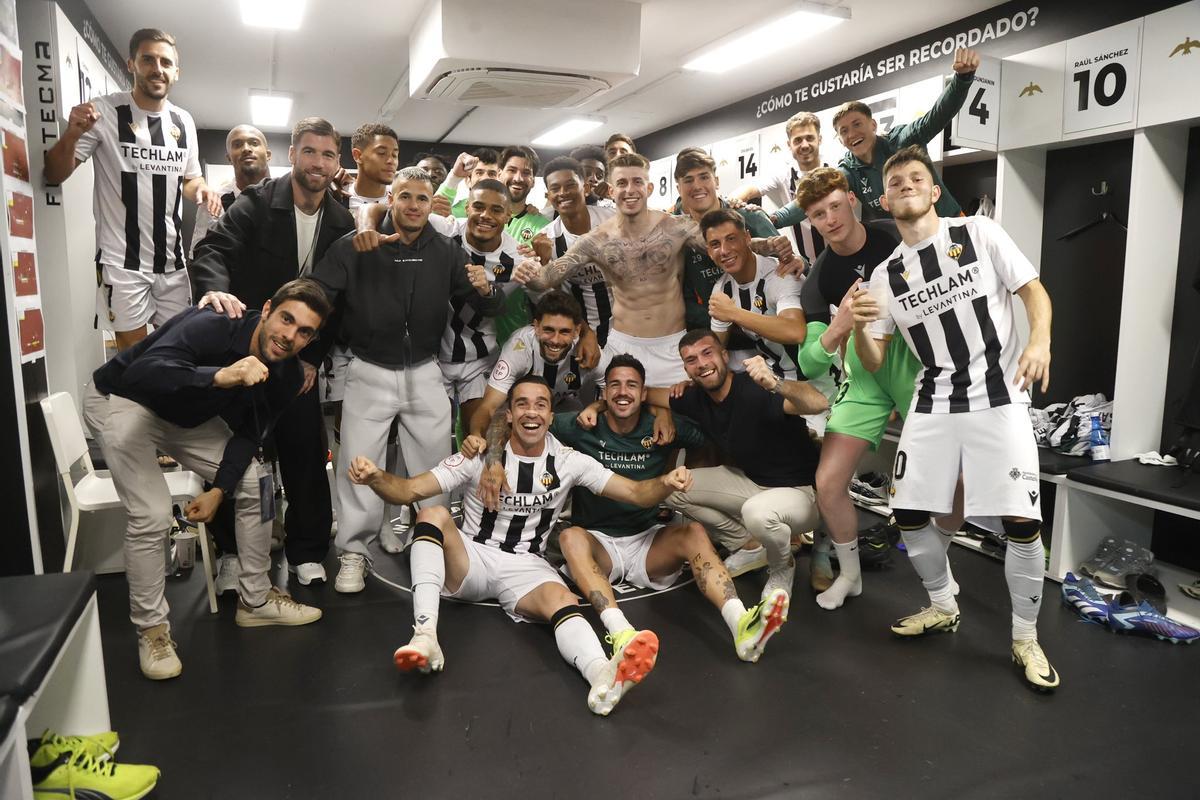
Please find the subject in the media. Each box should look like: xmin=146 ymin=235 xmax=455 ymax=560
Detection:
xmin=348 ymin=375 xmax=692 ymax=715
xmin=550 ymin=354 xmax=789 ymax=662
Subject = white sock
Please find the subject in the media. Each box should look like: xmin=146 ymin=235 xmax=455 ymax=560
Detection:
xmin=599 ymin=607 xmax=632 ymax=635
xmin=816 ymin=540 xmax=863 ymax=610
xmin=408 ymin=524 xmax=445 ymax=630
xmin=931 ymin=522 xmax=960 ymax=594
xmin=900 ymin=522 xmax=958 ymax=613
xmin=721 ymin=598 xmax=747 ymax=636
xmin=553 ymin=609 xmax=607 ymax=684
xmin=1005 ymin=536 xmax=1045 ymax=640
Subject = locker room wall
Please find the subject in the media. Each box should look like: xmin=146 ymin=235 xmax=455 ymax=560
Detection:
xmin=1034 ymin=137 xmax=1133 ymax=408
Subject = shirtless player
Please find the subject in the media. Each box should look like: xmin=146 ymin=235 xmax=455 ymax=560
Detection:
xmin=512 ymin=153 xmax=794 ymax=387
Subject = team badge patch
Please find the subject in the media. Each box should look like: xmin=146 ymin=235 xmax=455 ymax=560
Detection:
xmin=564 ymin=372 xmax=577 ymax=385
xmin=753 ymin=295 xmax=765 ymax=309
xmin=640 ymin=436 xmax=654 ymax=449
xmin=1008 ymin=467 xmax=1022 ymax=481
xmin=493 ymin=264 xmax=506 ymax=276
xmin=540 ymin=471 xmax=554 ymax=487
xmin=521 ymin=228 xmax=534 ymax=241
xmin=947 ymin=243 xmax=964 ymax=260
xmin=169 ymin=124 xmax=181 ymax=142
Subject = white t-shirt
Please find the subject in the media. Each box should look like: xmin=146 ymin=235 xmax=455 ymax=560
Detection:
xmin=710 ymin=253 xmax=804 ymax=379
xmin=866 ymin=216 xmax=1038 ymax=414
xmin=74 ymin=91 xmax=201 ymax=273
xmin=428 ymin=213 xmax=524 ymax=363
xmin=431 ymin=435 xmax=614 ymax=555
xmin=347 ymin=181 xmax=389 ymax=210
xmin=295 ymin=206 xmax=321 ymax=275
xmin=189 ymin=179 xmax=236 ymax=258
xmin=488 ymin=325 xmax=608 ymax=409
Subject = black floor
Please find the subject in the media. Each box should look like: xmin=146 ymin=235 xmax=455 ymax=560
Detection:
xmin=93 ymin=542 xmax=1197 ymax=799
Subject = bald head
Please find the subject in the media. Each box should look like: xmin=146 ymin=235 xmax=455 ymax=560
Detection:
xmin=226 ymin=124 xmax=271 ymax=189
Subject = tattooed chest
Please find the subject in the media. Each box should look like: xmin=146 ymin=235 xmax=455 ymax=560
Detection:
xmin=597 ymin=231 xmax=681 ymax=283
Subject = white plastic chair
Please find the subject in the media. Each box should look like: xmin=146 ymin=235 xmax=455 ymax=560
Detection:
xmin=39 ymin=391 xmax=218 ymax=614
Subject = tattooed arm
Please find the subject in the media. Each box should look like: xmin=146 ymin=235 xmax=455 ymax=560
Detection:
xmin=520 ymin=231 xmax=601 ymax=291
xmin=477 ymin=407 xmax=511 ymax=510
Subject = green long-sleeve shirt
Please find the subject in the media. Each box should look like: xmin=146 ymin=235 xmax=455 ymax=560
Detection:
xmin=773 ymin=71 xmax=973 ymax=227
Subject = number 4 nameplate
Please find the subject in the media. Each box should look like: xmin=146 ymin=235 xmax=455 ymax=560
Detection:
xmin=952 ymin=55 xmax=1002 ymax=150
xmin=1062 ymin=19 xmax=1142 ymax=135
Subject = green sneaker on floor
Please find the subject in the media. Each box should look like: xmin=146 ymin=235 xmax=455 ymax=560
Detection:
xmin=891 ymin=605 xmax=960 ymax=637
xmin=31 ymin=749 xmax=159 ymax=800
xmin=735 ymin=588 xmax=789 ymax=662
xmin=29 ymin=729 xmax=120 ymax=764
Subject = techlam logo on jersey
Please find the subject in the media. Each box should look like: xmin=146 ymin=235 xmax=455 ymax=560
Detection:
xmin=119 ymin=143 xmax=188 ymax=174
xmin=898 ymin=265 xmax=980 ymax=320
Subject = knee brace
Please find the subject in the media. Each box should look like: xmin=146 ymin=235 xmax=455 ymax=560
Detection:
xmin=1001 ymin=518 xmax=1041 ymax=544
xmin=411 ymin=521 xmax=444 ymax=548
xmin=892 ymin=509 xmax=931 ymax=530
xmin=550 ymin=605 xmax=584 ymax=630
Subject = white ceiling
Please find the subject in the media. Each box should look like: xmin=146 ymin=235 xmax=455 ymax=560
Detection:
xmin=86 ymin=0 xmax=1003 ymax=146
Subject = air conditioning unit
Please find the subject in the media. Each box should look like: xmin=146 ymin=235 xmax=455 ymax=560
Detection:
xmin=409 ymin=0 xmax=641 ymax=109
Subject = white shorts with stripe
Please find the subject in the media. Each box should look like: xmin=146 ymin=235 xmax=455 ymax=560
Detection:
xmin=563 ymin=526 xmax=682 ymax=592
xmin=95 ymin=263 xmax=191 ymax=332
xmin=889 ymin=403 xmax=1042 ymax=521
xmin=440 ymin=355 xmax=496 ymax=405
xmin=444 ymin=529 xmax=568 ymax=622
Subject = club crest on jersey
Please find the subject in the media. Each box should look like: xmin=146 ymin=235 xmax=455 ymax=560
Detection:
xmin=520 ymin=228 xmax=534 ymax=242
xmin=753 ymin=295 xmax=765 ymax=309
xmin=540 ymin=471 xmax=554 ymax=487
xmin=947 ymin=243 xmax=964 ymax=260
xmin=492 ymin=264 xmax=506 ymax=276
xmin=563 ymin=372 xmax=577 ymax=385
xmin=640 ymin=436 xmax=654 ymax=449
xmin=169 ymin=124 xmax=181 ymax=142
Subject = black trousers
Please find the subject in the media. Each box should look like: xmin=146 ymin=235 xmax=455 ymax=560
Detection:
xmin=209 ymin=387 xmax=332 ymax=564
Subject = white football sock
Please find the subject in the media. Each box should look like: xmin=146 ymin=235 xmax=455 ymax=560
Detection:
xmin=721 ymin=598 xmax=747 ymax=636
xmin=408 ymin=527 xmax=445 ymax=630
xmin=817 ymin=540 xmax=864 ymax=610
xmin=900 ymin=522 xmax=958 ymax=614
xmin=1006 ymin=536 xmax=1045 ymax=641
xmin=599 ymin=607 xmax=632 ymax=635
xmin=553 ymin=610 xmax=607 ymax=684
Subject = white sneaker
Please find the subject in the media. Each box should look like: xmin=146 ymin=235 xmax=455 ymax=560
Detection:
xmin=289 ymin=562 xmax=327 ymax=585
xmin=138 ymin=623 xmax=181 ymax=680
xmin=334 ymin=552 xmax=368 ymax=593
xmin=762 ymin=557 xmax=796 ymax=601
xmin=214 ymin=554 xmax=239 ymax=595
xmin=235 ymin=587 xmax=322 ymax=627
xmin=394 ymin=626 xmax=444 ymax=674
xmin=587 ymin=629 xmax=659 ymax=716
xmin=724 ymin=546 xmax=768 ymax=577
xmin=379 ymin=525 xmax=406 ymax=554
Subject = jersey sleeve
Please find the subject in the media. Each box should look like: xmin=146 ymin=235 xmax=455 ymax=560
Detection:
xmin=768 ymin=272 xmax=804 ymax=314
xmin=800 ymin=256 xmax=831 ymax=324
xmin=549 ymin=412 xmax=581 ymax=445
xmin=976 ymin=218 xmax=1038 ymax=293
xmin=565 ymin=448 xmax=617 ymax=496
xmin=864 ymin=265 xmax=897 ymax=338
xmin=673 ymin=413 xmax=707 ymax=449
xmin=583 ymin=348 xmax=611 ymax=388
xmin=708 ymin=281 xmax=732 ymax=332
xmin=73 ymin=96 xmax=109 ymax=163
xmin=426 ymin=213 xmax=462 ymax=238
xmin=487 ymin=333 xmax=534 ymax=394
xmin=182 ymin=114 xmax=202 ymax=179
xmin=430 ymin=452 xmax=483 ymax=495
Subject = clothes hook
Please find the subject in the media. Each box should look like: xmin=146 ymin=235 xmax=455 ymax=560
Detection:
xmin=1091 ymin=180 xmax=1109 ymax=196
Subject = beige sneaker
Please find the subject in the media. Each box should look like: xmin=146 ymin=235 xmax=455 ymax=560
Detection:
xmin=138 ymin=623 xmax=181 ymax=680
xmin=235 ymin=587 xmax=322 ymax=627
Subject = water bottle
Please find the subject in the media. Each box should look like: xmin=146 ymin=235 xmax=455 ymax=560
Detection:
xmin=1089 ymin=413 xmax=1110 ymax=462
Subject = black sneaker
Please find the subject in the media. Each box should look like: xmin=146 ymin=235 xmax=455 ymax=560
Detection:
xmin=1093 ymin=542 xmax=1153 ymax=589
xmin=857 ymin=523 xmax=898 ymax=568
xmin=849 ymin=476 xmax=887 ymax=506
xmin=1078 ymin=536 xmax=1121 ymax=578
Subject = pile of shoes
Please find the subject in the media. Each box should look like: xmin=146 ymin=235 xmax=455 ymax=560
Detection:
xmin=1031 ymin=393 xmax=1112 ymax=455
xmin=1062 ymin=572 xmax=1199 ymax=644
xmin=28 ymin=728 xmax=160 ymax=799
xmin=848 ymin=472 xmax=889 ymax=506
xmin=857 ymin=521 xmax=900 ymax=569
xmin=1078 ymin=536 xmax=1152 ymax=589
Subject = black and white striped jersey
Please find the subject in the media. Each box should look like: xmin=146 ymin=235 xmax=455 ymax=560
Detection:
xmin=74 ymin=92 xmax=201 ymax=273
xmin=487 ymin=325 xmax=608 ymax=410
xmin=539 ymin=206 xmax=617 ymax=344
xmin=754 ymin=164 xmax=825 ymax=265
xmin=431 ymin=435 xmax=614 ymax=555
xmin=710 ymin=253 xmax=805 ymax=380
xmin=866 ymin=216 xmax=1038 ymax=414
xmin=429 ymin=214 xmax=524 ymax=363
xmin=346 ymin=184 xmax=389 ymax=210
